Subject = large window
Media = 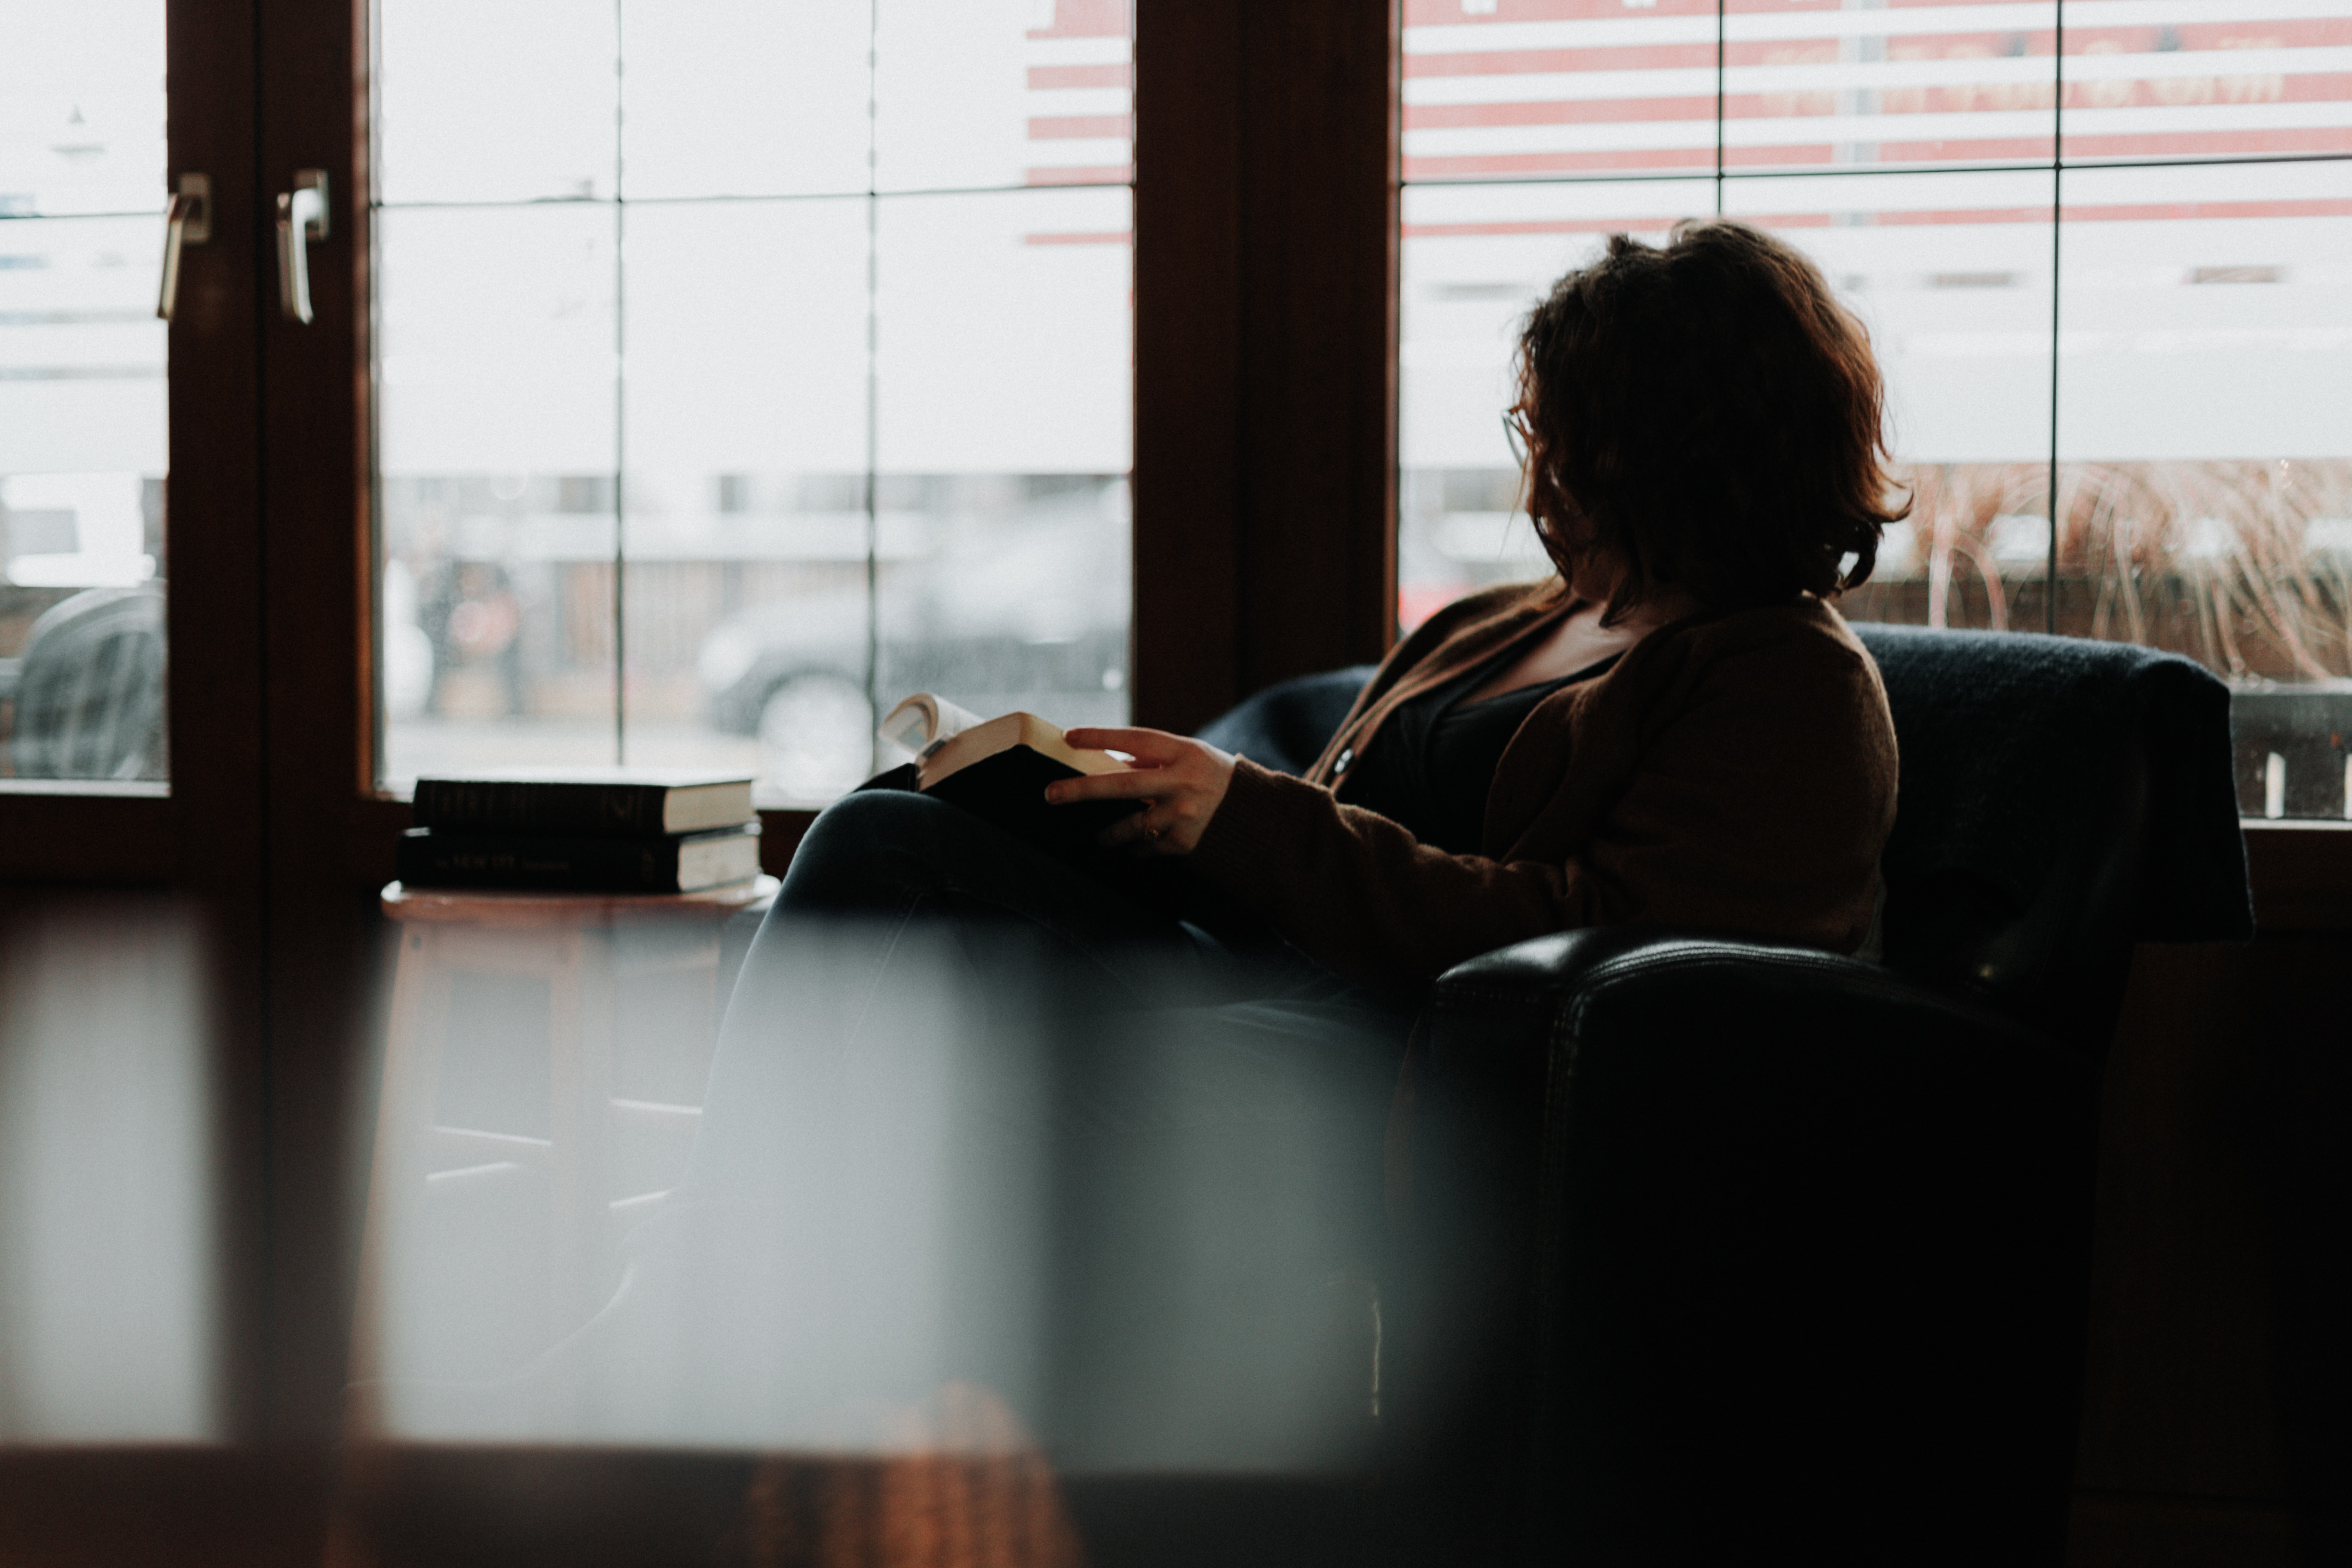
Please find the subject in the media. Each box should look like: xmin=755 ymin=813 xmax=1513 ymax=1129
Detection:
xmin=1400 ymin=0 xmax=2352 ymax=819
xmin=374 ymin=0 xmax=1134 ymax=805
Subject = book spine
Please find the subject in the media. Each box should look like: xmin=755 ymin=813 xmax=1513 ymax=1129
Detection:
xmin=411 ymin=781 xmax=665 ymax=837
xmin=397 ymin=832 xmax=683 ymax=892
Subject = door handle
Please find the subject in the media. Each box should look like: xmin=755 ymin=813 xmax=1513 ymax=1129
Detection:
xmin=155 ymin=173 xmax=211 ymax=321
xmin=276 ymin=169 xmax=330 ymax=324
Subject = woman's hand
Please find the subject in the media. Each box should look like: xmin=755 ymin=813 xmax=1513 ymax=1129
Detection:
xmin=1046 ymin=728 xmax=1237 ymax=855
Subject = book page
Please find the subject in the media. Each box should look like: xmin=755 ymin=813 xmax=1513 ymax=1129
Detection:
xmin=916 ymin=712 xmax=1129 ymax=791
xmin=878 ymin=692 xmax=988 ymax=761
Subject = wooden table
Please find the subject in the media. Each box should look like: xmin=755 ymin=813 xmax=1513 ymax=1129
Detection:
xmin=351 ymin=877 xmax=777 ymax=1420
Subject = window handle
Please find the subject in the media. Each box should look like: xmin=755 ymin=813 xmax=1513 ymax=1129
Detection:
xmin=276 ymin=169 xmax=330 ymax=324
xmin=155 ymin=173 xmax=211 ymax=321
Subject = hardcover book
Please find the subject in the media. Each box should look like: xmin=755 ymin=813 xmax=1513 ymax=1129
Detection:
xmin=396 ymin=822 xmax=763 ymax=894
xmin=867 ymin=693 xmax=1146 ymax=865
xmin=411 ymin=768 xmax=756 ymax=839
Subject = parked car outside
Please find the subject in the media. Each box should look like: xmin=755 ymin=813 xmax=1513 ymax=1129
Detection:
xmin=697 ymin=477 xmax=1131 ymax=803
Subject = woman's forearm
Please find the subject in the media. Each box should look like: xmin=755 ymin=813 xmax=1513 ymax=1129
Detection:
xmin=1186 ymin=760 xmax=1605 ymax=999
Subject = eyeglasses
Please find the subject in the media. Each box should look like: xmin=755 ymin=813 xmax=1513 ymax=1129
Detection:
xmin=1501 ymin=409 xmax=1531 ymax=466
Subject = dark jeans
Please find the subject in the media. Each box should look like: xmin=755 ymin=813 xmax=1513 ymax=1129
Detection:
xmin=678 ymin=789 xmax=1412 ymax=1468
xmin=760 ymin=785 xmax=1359 ymax=1002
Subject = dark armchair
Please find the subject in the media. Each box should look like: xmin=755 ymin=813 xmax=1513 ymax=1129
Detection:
xmin=1199 ymin=625 xmax=2252 ymax=1564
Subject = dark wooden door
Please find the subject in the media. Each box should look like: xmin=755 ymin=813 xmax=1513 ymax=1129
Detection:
xmin=0 ymin=0 xmax=396 ymax=1551
xmin=0 ymin=0 xmax=282 ymax=1556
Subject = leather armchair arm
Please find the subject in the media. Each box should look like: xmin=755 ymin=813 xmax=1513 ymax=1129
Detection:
xmin=1388 ymin=929 xmax=2101 ymax=1565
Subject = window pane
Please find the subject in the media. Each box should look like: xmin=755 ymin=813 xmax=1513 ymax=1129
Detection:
xmin=878 ymin=0 xmax=1132 ymax=193
xmin=2060 ymin=0 xmax=2352 ymax=165
xmin=0 ymin=0 xmax=167 ymax=217
xmin=873 ymin=187 xmax=1132 ymax=738
xmin=2053 ymin=158 xmax=2352 ymax=818
xmin=0 ymin=4 xmax=169 ymax=786
xmin=377 ymin=204 xmax=619 ymax=790
xmin=1398 ymin=178 xmax=1712 ymax=630
xmin=618 ymin=198 xmax=875 ymax=806
xmin=1724 ymin=168 xmax=2057 ymax=634
xmin=377 ymin=0 xmax=617 ymax=204
xmin=1724 ymin=0 xmax=2058 ymax=173
xmin=620 ymin=0 xmax=873 ymax=200
xmin=1403 ymin=0 xmax=1721 ymax=182
xmin=373 ymin=3 xmax=1139 ymax=805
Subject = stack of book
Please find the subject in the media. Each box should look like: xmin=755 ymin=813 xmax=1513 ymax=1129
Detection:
xmin=398 ymin=768 xmax=762 ymax=894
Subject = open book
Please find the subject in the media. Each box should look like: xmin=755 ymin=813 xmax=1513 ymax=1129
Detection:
xmin=867 ymin=693 xmax=1142 ymax=864
xmin=879 ymin=693 xmax=1130 ymax=792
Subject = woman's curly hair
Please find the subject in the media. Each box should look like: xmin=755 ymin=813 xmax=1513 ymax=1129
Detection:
xmin=1513 ymin=218 xmax=1911 ymax=623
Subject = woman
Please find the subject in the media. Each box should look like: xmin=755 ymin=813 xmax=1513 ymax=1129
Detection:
xmin=612 ymin=219 xmax=1902 ymax=1459
xmin=995 ymin=216 xmax=1894 ymax=992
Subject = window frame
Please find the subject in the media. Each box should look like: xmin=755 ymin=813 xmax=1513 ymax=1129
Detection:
xmin=0 ymin=0 xmax=266 ymax=891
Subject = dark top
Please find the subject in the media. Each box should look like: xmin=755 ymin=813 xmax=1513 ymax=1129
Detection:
xmin=1339 ymin=640 xmax=1621 ymax=856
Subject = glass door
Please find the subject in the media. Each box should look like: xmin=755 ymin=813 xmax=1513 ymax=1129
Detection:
xmin=0 ymin=0 xmax=274 ymax=1516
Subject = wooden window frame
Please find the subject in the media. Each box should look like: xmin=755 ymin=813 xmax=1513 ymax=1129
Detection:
xmin=10 ymin=0 xmax=2334 ymax=927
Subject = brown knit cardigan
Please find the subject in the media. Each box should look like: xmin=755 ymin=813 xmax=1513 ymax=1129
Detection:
xmin=1186 ymin=582 xmax=1898 ymax=1001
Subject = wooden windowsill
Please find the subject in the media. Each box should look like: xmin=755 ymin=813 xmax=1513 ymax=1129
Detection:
xmin=359 ymin=808 xmax=2352 ymax=933
xmin=14 ymin=789 xmax=2349 ymax=933
xmin=0 ymin=779 xmax=170 ymax=799
xmin=2240 ymin=818 xmax=2352 ymax=933
xmin=0 ymin=789 xmax=178 ymax=883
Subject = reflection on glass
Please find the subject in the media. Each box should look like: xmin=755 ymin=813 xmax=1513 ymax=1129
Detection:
xmin=1398 ymin=179 xmax=1709 ymax=629
xmin=0 ymin=898 xmax=217 ymax=1439
xmin=873 ymin=188 xmax=1133 ymax=758
xmin=619 ymin=199 xmax=873 ymax=804
xmin=2054 ymin=159 xmax=2352 ymax=818
xmin=1402 ymin=0 xmax=1720 ymax=182
xmin=1724 ymin=0 xmax=2057 ymax=172
xmin=377 ymin=205 xmax=619 ymax=789
xmin=2060 ymin=0 xmax=2352 ymax=165
xmin=1724 ymin=169 xmax=2055 ymax=634
xmin=879 ymin=0 xmax=1133 ymax=192
xmin=0 ymin=227 xmax=168 ymax=783
xmin=620 ymin=0 xmax=873 ymax=199
xmin=377 ymin=0 xmax=618 ymax=204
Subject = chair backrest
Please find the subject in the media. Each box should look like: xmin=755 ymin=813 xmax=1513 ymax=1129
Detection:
xmin=1854 ymin=624 xmax=2249 ymax=1050
xmin=1194 ymin=665 xmax=1378 ymax=778
xmin=11 ymin=585 xmax=167 ymax=781
xmin=1201 ymin=631 xmax=2251 ymax=1050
